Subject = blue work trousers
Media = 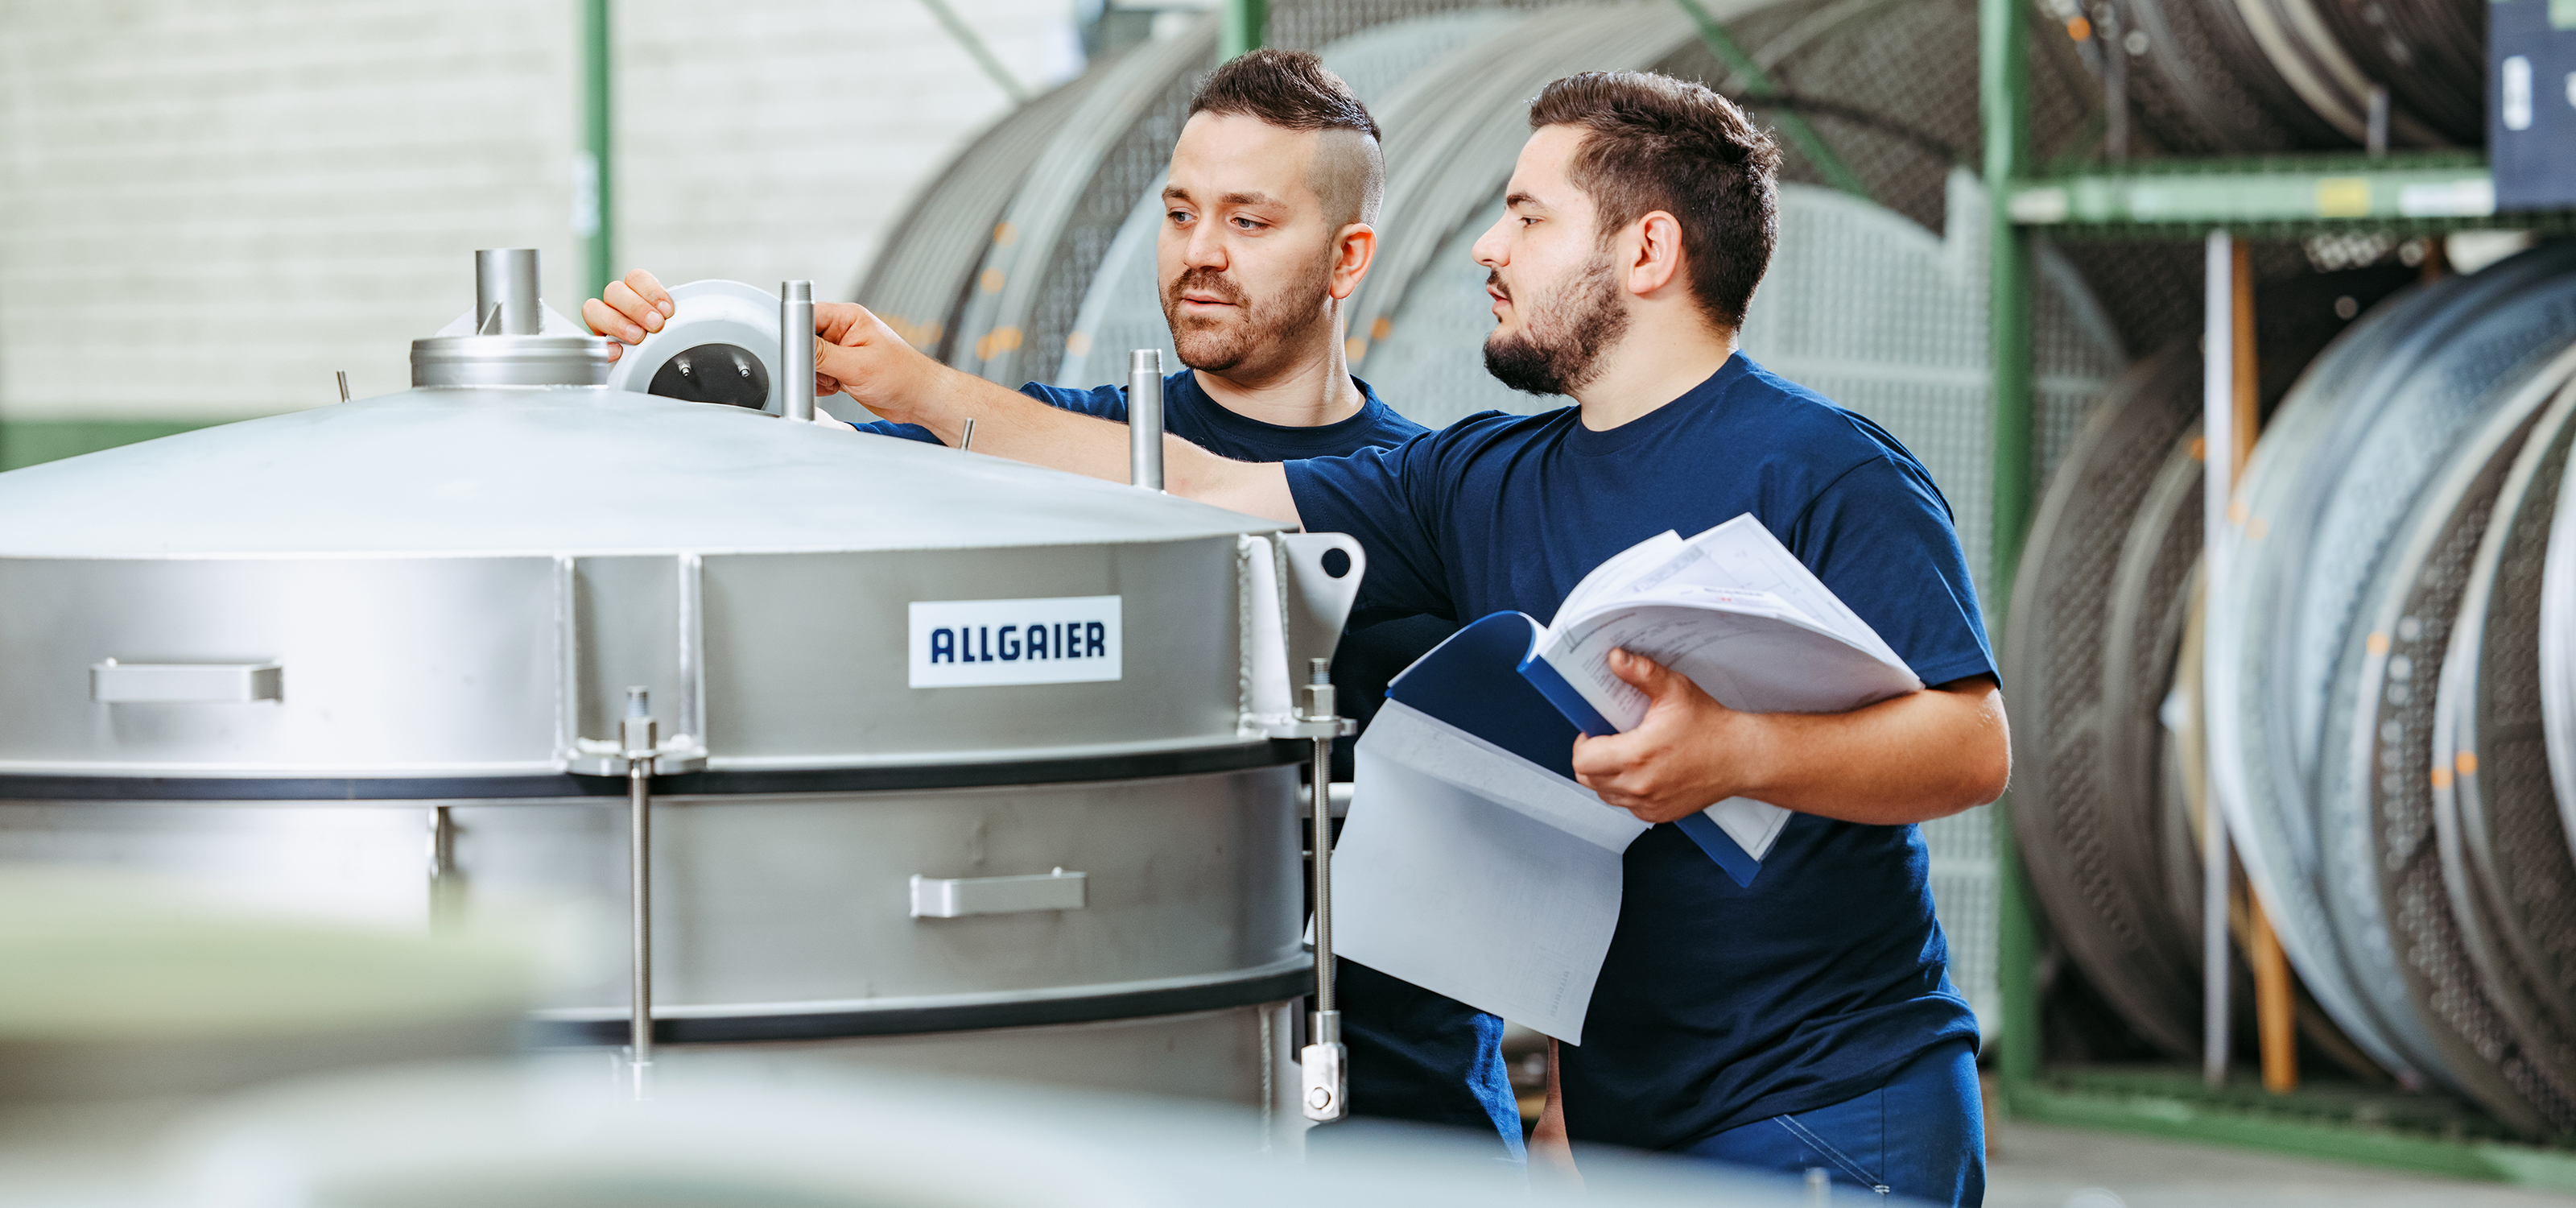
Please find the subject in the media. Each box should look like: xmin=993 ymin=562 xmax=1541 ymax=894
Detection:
xmin=1674 ymin=1040 xmax=1984 ymax=1206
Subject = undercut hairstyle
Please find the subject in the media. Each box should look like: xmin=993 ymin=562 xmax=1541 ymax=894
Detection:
xmin=1527 ymin=71 xmax=1782 ymax=330
xmin=1188 ymin=49 xmax=1385 ymax=229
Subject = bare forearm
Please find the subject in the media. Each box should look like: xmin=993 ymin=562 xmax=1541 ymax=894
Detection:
xmin=814 ymin=311 xmax=1302 ymax=524
xmin=1572 ymin=660 xmax=2008 ymax=827
xmin=914 ymin=374 xmax=1298 ymax=523
xmin=1732 ymin=678 xmax=2008 ymax=825
xmin=890 ymin=368 xmax=1136 ymax=479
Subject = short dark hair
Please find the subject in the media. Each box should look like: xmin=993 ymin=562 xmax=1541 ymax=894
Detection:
xmin=1187 ymin=50 xmax=1385 ymax=226
xmin=1526 ymin=72 xmax=1781 ymax=330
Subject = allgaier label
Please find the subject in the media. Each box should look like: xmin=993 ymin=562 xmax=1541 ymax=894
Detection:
xmin=907 ymin=595 xmax=1123 ymax=688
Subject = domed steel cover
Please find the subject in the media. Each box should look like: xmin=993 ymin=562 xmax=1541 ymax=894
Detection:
xmin=0 ymin=385 xmax=1290 ymax=782
xmin=0 ymin=388 xmax=1266 ymax=558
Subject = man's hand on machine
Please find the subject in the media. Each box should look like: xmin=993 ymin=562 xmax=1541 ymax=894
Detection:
xmin=1568 ymin=649 xmax=2011 ymax=827
xmin=582 ymin=269 xmax=675 ymax=354
xmin=809 ymin=302 xmax=949 ymax=423
xmin=580 ymin=267 xmax=865 ymax=399
xmin=807 ymin=303 xmax=1306 ymax=523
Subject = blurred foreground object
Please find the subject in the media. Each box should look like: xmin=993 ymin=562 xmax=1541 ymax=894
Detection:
xmin=145 ymin=1058 xmax=1827 ymax=1208
xmin=0 ymin=868 xmax=532 ymax=1105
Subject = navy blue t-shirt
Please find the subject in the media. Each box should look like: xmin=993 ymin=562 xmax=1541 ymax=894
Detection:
xmin=852 ymin=369 xmax=1518 ymax=1153
xmin=1283 ymin=353 xmax=1992 ymax=1152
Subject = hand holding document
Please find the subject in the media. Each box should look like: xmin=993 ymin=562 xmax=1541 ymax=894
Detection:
xmin=1330 ymin=515 xmax=1920 ymax=1041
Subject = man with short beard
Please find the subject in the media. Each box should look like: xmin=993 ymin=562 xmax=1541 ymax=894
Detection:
xmin=585 ymin=57 xmax=1417 ymax=465
xmin=807 ymin=69 xmax=2006 ymax=1206
xmin=580 ymin=51 xmax=1521 ymax=1160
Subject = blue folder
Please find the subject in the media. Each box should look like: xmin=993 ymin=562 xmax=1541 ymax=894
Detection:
xmin=1382 ymin=611 xmax=1766 ymax=887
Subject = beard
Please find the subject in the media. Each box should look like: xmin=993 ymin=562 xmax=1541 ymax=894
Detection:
xmin=1162 ymin=248 xmax=1336 ymax=376
xmin=1482 ymin=257 xmax=1629 ymax=396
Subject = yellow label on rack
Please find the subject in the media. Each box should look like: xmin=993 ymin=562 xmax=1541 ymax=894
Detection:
xmin=2314 ymin=178 xmax=2373 ymax=217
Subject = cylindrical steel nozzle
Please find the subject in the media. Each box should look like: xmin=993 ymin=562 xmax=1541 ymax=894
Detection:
xmin=621 ymin=686 xmax=657 ymax=759
xmin=782 ymin=281 xmax=816 ymax=421
xmin=474 ymin=249 xmax=543 ymax=335
xmin=1129 ymin=349 xmax=1164 ymax=490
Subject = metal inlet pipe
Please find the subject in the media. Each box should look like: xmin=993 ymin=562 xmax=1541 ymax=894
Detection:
xmin=1298 ymin=656 xmax=1347 ymax=1123
xmin=621 ymin=687 xmax=658 ymax=1097
xmin=1311 ymin=730 xmax=1335 ymax=1020
xmin=629 ymin=761 xmax=653 ymax=1080
xmin=1129 ymin=350 xmax=1164 ymax=490
xmin=475 ymin=249 xmax=543 ymax=335
xmin=782 ymin=281 xmax=815 ymax=421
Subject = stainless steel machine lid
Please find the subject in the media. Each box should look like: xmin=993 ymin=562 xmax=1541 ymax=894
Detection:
xmin=0 ymin=386 xmax=1281 ymax=558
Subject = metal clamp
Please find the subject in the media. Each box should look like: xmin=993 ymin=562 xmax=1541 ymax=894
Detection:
xmin=620 ymin=686 xmax=658 ymax=1098
xmin=1263 ymin=532 xmax=1366 ymax=742
xmin=1298 ymin=656 xmax=1351 ymax=1123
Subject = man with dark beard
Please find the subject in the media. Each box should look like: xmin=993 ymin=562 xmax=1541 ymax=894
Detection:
xmin=807 ymin=69 xmax=2006 ymax=1206
xmin=581 ymin=51 xmax=1520 ymax=1161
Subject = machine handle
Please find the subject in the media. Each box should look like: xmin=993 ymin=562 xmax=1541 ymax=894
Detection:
xmin=910 ymin=869 xmax=1088 ymax=918
xmin=1302 ymin=1028 xmax=1348 ymax=1122
xmin=90 ymin=660 xmax=282 ymax=704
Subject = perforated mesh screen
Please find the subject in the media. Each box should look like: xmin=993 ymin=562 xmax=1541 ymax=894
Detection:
xmin=2454 ymin=386 xmax=2576 ymax=1119
xmin=2354 ymin=404 xmax=2576 ymax=1132
xmin=853 ymin=71 xmax=1101 ymax=359
xmin=2005 ymin=343 xmax=2203 ymax=1057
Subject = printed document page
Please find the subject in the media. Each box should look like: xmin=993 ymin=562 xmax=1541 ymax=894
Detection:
xmin=1525 ymin=515 xmax=1923 ymax=871
xmin=1542 ymin=592 xmax=1913 ymax=729
xmin=1646 ymin=515 xmax=1905 ymax=665
xmin=1331 ymin=701 xmax=1645 ymax=1042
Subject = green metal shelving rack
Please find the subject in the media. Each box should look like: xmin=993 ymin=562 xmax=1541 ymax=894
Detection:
xmin=1980 ymin=0 xmax=2576 ymax=1187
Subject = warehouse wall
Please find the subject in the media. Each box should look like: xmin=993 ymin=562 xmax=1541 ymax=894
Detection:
xmin=0 ymin=0 xmax=1080 ymax=465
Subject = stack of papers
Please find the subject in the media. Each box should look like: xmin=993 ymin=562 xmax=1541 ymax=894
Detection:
xmin=1327 ymin=515 xmax=1920 ymax=1041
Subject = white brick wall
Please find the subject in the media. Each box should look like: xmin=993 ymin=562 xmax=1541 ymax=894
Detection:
xmin=0 ymin=0 xmax=1080 ymax=421
xmin=616 ymin=0 xmax=1083 ymax=304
